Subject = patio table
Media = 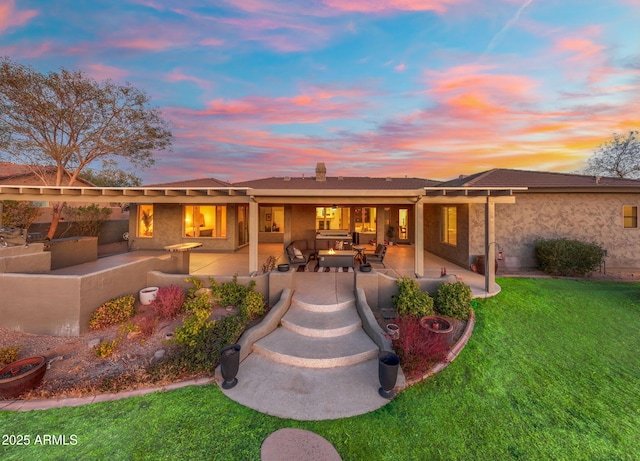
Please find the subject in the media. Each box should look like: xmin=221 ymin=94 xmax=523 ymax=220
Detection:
xmin=317 ymin=250 xmax=355 ymax=271
xmin=163 ymin=242 xmax=203 ymax=273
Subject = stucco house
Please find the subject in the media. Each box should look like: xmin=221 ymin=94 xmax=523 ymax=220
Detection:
xmin=3 ymin=162 xmax=640 ymax=279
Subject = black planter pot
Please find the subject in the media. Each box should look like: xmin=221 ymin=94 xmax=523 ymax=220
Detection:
xmin=277 ymin=264 xmax=290 ymax=272
xmin=378 ymin=351 xmax=400 ymax=399
xmin=220 ymin=344 xmax=241 ymax=389
xmin=359 ymin=263 xmax=372 ymax=272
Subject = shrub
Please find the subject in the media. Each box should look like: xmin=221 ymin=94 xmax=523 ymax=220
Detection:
xmin=94 ymin=339 xmax=119 ymax=358
xmin=213 ymin=275 xmax=249 ymax=307
xmin=132 ymin=313 xmax=157 ymax=337
xmin=89 ymin=295 xmax=136 ymax=330
xmin=0 ymin=346 xmax=21 ymax=366
xmin=535 ymin=238 xmax=605 ymax=277
xmin=392 ymin=315 xmax=448 ymax=378
xmin=393 ymin=277 xmax=434 ymax=318
xmin=150 ymin=285 xmax=186 ymax=320
xmin=434 ymin=281 xmax=473 ymax=320
xmin=173 ymin=295 xmax=214 ymax=348
xmin=240 ymin=290 xmax=265 ymax=320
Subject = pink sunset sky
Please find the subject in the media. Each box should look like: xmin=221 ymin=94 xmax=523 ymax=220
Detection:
xmin=1 ymin=0 xmax=639 ymax=183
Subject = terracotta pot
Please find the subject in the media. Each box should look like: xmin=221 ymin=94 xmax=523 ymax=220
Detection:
xmin=0 ymin=356 xmax=47 ymax=399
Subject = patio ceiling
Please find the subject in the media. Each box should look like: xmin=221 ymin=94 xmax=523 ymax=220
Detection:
xmin=0 ymin=184 xmax=527 ymax=205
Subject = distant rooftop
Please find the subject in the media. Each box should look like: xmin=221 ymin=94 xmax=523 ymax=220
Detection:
xmin=439 ymin=168 xmax=640 ymax=188
xmin=234 ymin=176 xmax=439 ymax=190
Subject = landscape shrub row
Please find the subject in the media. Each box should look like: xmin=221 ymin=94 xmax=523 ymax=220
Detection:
xmin=535 ymin=238 xmax=605 ymax=276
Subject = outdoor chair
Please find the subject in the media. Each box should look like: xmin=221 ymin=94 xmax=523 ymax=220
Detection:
xmin=366 ymin=244 xmax=387 ymax=267
xmin=286 ymin=243 xmax=309 ymax=269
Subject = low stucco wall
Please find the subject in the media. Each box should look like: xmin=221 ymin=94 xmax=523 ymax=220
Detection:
xmin=0 ymin=243 xmax=50 ymax=273
xmin=0 ymin=254 xmax=178 ymax=336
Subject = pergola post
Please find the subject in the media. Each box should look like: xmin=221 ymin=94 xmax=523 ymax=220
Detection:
xmin=484 ymin=197 xmax=497 ymax=294
xmin=414 ymin=198 xmax=424 ymax=277
xmin=249 ymin=199 xmax=259 ymax=274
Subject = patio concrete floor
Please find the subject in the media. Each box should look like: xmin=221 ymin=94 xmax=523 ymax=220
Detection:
xmin=189 ymin=243 xmax=495 ymax=297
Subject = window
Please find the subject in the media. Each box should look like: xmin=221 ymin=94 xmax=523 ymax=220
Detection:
xmin=184 ymin=205 xmax=227 ymax=238
xmin=260 ymin=206 xmax=284 ymax=232
xmin=441 ymin=206 xmax=457 ymax=245
xmin=137 ymin=204 xmax=154 ymax=237
xmin=354 ymin=207 xmax=376 ymax=233
xmin=623 ymin=205 xmax=637 ymax=228
xmin=316 ymin=207 xmax=350 ymax=230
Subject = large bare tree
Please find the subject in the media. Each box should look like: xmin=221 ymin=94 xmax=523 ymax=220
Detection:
xmin=585 ymin=130 xmax=640 ymax=179
xmin=0 ymin=57 xmax=172 ymax=238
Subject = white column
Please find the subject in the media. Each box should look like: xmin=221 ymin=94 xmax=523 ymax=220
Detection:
xmin=484 ymin=198 xmax=497 ymax=294
xmin=249 ymin=199 xmax=259 ymax=275
xmin=414 ymin=199 xmax=424 ymax=277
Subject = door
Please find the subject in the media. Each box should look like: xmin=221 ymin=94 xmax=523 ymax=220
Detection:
xmin=398 ymin=208 xmax=409 ymax=242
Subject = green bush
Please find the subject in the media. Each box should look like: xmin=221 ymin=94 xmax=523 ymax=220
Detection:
xmin=393 ymin=277 xmax=434 ymax=318
xmin=241 ymin=290 xmax=265 ymax=319
xmin=434 ymin=281 xmax=473 ymax=320
xmin=174 ymin=295 xmax=214 ymax=348
xmin=89 ymin=295 xmax=136 ymax=330
xmin=535 ymin=238 xmax=605 ymax=277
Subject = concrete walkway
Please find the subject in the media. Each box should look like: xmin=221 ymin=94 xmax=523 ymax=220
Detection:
xmin=219 ymin=272 xmax=402 ymax=421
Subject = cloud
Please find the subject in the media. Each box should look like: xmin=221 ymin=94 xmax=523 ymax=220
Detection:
xmin=188 ymin=85 xmax=373 ymax=124
xmin=322 ymin=0 xmax=462 ymax=14
xmin=83 ymin=63 xmax=130 ymax=81
xmin=0 ymin=0 xmax=38 ymax=34
xmin=164 ymin=68 xmax=213 ymax=90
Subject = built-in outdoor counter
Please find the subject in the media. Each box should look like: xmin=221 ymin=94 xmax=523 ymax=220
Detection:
xmin=163 ymin=242 xmax=203 ymax=273
xmin=316 ymin=230 xmax=352 ymax=249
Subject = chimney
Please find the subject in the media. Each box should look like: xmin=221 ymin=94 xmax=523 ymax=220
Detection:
xmin=315 ymin=162 xmax=327 ymax=182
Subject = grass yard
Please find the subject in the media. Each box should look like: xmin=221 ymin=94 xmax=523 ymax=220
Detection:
xmin=1 ymin=278 xmax=639 ymax=460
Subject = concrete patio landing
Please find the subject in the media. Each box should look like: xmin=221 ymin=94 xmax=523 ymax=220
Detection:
xmin=219 ymin=272 xmax=402 ymax=421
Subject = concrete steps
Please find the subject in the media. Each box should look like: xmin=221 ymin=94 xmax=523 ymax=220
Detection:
xmin=219 ymin=272 xmax=391 ymax=420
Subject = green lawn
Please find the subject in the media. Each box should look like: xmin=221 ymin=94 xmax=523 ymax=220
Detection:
xmin=2 ymin=278 xmax=639 ymax=460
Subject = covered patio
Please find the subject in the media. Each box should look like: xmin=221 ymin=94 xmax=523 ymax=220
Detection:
xmin=188 ymin=242 xmax=492 ymax=297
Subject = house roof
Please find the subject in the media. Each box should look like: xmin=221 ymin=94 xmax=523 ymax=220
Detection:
xmin=438 ymin=168 xmax=640 ymax=189
xmin=0 ymin=162 xmax=94 ymax=186
xmin=145 ymin=177 xmax=233 ymax=188
xmin=234 ymin=176 xmax=440 ymax=190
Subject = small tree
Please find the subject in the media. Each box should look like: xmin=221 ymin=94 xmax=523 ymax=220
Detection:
xmin=585 ymin=130 xmax=640 ymax=179
xmin=62 ymin=204 xmax=112 ymax=237
xmin=0 ymin=200 xmax=41 ymax=229
xmin=0 ymin=57 xmax=172 ymax=239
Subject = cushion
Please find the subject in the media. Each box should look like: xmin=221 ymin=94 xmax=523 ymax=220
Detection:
xmin=293 ymin=248 xmax=304 ymax=260
xmin=335 ymin=240 xmax=344 ymax=250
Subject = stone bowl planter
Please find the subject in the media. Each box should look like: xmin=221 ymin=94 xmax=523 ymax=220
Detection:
xmin=139 ymin=287 xmax=159 ymax=305
xmin=420 ymin=316 xmax=454 ymax=348
xmin=359 ymin=263 xmax=372 ymax=272
xmin=0 ymin=356 xmax=47 ymax=399
xmin=277 ymin=264 xmax=290 ymax=272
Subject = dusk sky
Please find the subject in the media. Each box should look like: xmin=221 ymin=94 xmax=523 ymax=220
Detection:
xmin=1 ymin=0 xmax=639 ymax=183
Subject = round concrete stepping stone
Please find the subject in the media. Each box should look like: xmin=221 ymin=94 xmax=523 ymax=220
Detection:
xmin=261 ymin=428 xmax=341 ymax=461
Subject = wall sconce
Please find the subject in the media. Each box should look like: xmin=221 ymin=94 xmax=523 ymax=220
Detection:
xmin=331 ymin=204 xmax=337 ymax=210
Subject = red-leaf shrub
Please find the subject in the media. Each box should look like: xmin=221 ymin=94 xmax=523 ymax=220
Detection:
xmin=392 ymin=315 xmax=449 ymax=378
xmin=150 ymin=285 xmax=186 ymax=320
xmin=133 ymin=312 xmax=157 ymax=337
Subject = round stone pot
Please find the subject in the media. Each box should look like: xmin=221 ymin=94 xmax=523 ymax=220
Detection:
xmin=0 ymin=356 xmax=47 ymax=399
xmin=277 ymin=264 xmax=290 ymax=272
xmin=139 ymin=287 xmax=159 ymax=306
xmin=359 ymin=263 xmax=372 ymax=272
xmin=220 ymin=344 xmax=241 ymax=389
xmin=420 ymin=316 xmax=454 ymax=348
xmin=378 ymin=351 xmax=400 ymax=399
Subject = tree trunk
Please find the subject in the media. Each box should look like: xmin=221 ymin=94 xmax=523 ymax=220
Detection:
xmin=47 ymin=202 xmax=65 ymax=239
